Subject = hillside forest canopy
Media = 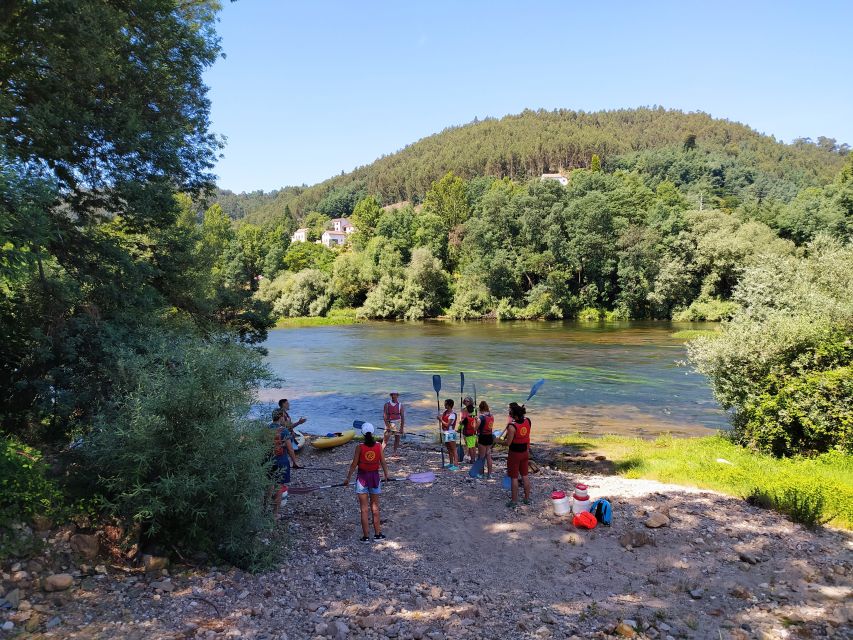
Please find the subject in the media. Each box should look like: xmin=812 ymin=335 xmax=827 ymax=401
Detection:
xmin=1 ymin=0 xmax=851 ymax=568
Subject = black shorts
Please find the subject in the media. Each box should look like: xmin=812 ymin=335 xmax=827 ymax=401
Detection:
xmin=478 ymin=434 xmax=495 ymax=446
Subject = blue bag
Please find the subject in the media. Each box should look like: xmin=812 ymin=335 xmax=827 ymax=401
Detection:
xmin=590 ymin=498 xmax=612 ymax=526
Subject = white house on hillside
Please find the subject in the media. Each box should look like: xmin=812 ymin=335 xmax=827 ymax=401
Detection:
xmin=321 ymin=229 xmax=347 ymax=247
xmin=541 ymin=173 xmax=568 ymax=186
xmin=291 ymin=228 xmax=308 ymax=243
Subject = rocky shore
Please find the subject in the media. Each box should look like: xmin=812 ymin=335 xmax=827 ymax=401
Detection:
xmin=1 ymin=440 xmax=851 ymax=639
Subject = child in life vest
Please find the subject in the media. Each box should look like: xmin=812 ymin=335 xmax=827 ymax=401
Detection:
xmin=475 ymin=400 xmax=495 ymax=477
xmin=382 ymin=391 xmax=405 ymax=455
xmin=502 ymin=402 xmax=532 ymax=508
xmin=460 ymin=396 xmax=478 ymax=464
xmin=438 ymin=399 xmax=459 ymax=471
xmin=344 ymin=422 xmax=391 ymax=542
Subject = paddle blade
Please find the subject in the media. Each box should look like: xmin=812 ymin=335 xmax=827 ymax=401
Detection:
xmin=432 ymin=374 xmax=442 ymax=393
xmin=460 ymin=372 xmax=465 ymax=394
xmin=526 ymin=378 xmax=546 ymax=401
xmin=469 ymin=457 xmax=486 ymax=478
xmin=408 ymin=471 xmax=436 ymax=483
xmin=473 ymin=383 xmax=477 ymax=405
xmin=353 ymin=420 xmax=365 ymax=429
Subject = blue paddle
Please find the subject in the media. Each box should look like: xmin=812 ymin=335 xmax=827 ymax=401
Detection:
xmin=470 ymin=379 xmax=546 ymax=478
xmin=433 ymin=375 xmax=444 ymax=468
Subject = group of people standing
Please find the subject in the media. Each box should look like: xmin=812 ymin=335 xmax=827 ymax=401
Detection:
xmin=267 ymin=390 xmax=534 ymax=541
xmin=437 ymin=395 xmax=532 ymax=506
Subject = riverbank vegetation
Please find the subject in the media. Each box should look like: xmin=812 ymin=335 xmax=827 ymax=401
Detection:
xmin=1 ymin=1 xmax=278 ymax=568
xmin=556 ymin=433 xmax=853 ymax=529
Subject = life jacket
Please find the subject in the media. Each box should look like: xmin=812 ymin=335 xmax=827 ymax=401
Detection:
xmin=461 ymin=409 xmax=478 ymax=436
xmin=270 ymin=422 xmax=285 ymax=457
xmin=440 ymin=409 xmax=456 ymax=431
xmin=384 ymin=401 xmax=402 ymax=422
xmin=358 ymin=442 xmax=382 ymax=472
xmin=510 ymin=418 xmax=531 ymax=445
xmin=479 ymin=413 xmax=494 ymax=435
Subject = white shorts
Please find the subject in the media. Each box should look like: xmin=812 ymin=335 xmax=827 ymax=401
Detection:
xmin=385 ymin=421 xmax=401 ymax=434
xmin=442 ymin=430 xmax=457 ymax=443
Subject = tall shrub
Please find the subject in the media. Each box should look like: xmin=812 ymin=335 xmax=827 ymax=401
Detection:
xmin=83 ymin=330 xmax=275 ymax=569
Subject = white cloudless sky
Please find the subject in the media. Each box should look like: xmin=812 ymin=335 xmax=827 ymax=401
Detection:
xmin=205 ymin=0 xmax=853 ymax=192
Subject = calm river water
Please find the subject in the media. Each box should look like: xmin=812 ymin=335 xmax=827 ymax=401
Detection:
xmin=257 ymin=321 xmax=727 ymax=441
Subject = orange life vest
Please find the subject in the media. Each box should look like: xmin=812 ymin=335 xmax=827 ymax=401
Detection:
xmin=479 ymin=413 xmax=494 ymax=435
xmin=358 ymin=442 xmax=382 ymax=472
xmin=440 ymin=409 xmax=456 ymax=431
xmin=461 ymin=410 xmax=478 ymax=436
xmin=510 ymin=418 xmax=531 ymax=445
xmin=384 ymin=401 xmax=402 ymax=421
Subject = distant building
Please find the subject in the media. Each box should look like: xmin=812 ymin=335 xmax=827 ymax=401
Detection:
xmin=329 ymin=217 xmax=355 ymax=234
xmin=540 ymin=173 xmax=568 ymax=186
xmin=321 ymin=229 xmax=347 ymax=247
xmin=291 ymin=228 xmax=308 ymax=243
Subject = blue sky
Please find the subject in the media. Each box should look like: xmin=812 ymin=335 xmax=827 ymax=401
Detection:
xmin=205 ymin=1 xmax=853 ymax=193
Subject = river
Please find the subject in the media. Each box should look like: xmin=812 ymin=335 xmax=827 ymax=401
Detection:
xmin=257 ymin=320 xmax=727 ymax=441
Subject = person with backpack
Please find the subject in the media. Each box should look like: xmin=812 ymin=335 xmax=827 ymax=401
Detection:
xmin=460 ymin=396 xmax=478 ymax=464
xmin=267 ymin=408 xmax=298 ymax=519
xmin=502 ymin=402 xmax=532 ymax=508
xmin=382 ymin=391 xmax=405 ymax=455
xmin=343 ymin=423 xmax=391 ymax=542
xmin=475 ymin=400 xmax=495 ymax=478
xmin=438 ymin=398 xmax=460 ymax=470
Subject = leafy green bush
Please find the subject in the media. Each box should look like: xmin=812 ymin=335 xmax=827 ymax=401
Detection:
xmin=577 ymin=306 xmax=602 ymax=321
xmin=740 ymin=366 xmax=853 ymax=456
xmin=0 ymin=436 xmax=63 ymax=527
xmin=673 ymin=296 xmax=739 ymax=321
xmin=689 ymin=237 xmax=853 ymax=456
xmin=747 ymin=486 xmax=830 ymax=529
xmin=0 ymin=437 xmax=65 ymax=559
xmin=271 ymin=269 xmax=333 ymax=318
xmin=82 ymin=331 xmax=276 ymax=570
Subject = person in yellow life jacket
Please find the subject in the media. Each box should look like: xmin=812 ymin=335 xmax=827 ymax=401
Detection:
xmin=460 ymin=396 xmax=478 ymax=464
xmin=438 ymin=399 xmax=459 ymax=471
xmin=382 ymin=391 xmax=405 ymax=455
xmin=344 ymin=423 xmax=390 ymax=543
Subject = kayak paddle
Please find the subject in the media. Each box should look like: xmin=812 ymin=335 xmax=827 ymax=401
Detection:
xmin=288 ymin=471 xmax=436 ymax=495
xmin=433 ymin=374 xmax=444 ymax=468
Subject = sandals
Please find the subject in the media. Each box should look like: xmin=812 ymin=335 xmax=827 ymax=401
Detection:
xmin=374 ymin=533 xmax=386 ymax=540
xmin=506 ymin=500 xmax=518 ymax=509
xmin=360 ymin=536 xmax=370 ymax=543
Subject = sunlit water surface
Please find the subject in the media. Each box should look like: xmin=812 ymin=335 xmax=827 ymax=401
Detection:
xmin=256 ymin=321 xmax=727 ymax=441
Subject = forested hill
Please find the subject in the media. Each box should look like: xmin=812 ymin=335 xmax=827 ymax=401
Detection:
xmin=215 ymin=107 xmax=849 ymax=225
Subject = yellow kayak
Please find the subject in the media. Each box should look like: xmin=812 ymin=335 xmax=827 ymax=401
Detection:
xmin=310 ymin=430 xmax=355 ymax=450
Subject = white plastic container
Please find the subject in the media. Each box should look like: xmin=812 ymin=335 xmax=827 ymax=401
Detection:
xmin=551 ymin=490 xmax=571 ymax=516
xmin=571 ymin=483 xmax=591 ymax=514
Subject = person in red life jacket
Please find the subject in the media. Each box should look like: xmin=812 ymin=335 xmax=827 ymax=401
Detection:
xmin=460 ymin=396 xmax=478 ymax=464
xmin=382 ymin=391 xmax=405 ymax=455
xmin=475 ymin=400 xmax=495 ymax=478
xmin=438 ymin=399 xmax=460 ymax=471
xmin=502 ymin=402 xmax=532 ymax=508
xmin=344 ymin=423 xmax=391 ymax=542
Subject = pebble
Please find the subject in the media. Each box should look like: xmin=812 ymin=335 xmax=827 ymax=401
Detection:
xmin=43 ymin=573 xmax=73 ymax=592
xmin=2 ymin=621 xmax=13 ymax=631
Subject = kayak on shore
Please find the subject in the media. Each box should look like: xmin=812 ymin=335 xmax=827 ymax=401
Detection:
xmin=310 ymin=430 xmax=355 ymax=450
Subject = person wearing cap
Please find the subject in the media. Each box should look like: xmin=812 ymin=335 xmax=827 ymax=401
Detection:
xmin=382 ymin=391 xmax=405 ymax=455
xmin=344 ymin=422 xmax=391 ymax=542
xmin=460 ymin=396 xmax=478 ymax=464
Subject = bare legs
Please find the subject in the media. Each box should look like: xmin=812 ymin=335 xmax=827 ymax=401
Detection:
xmin=358 ymin=493 xmax=382 ymax=537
